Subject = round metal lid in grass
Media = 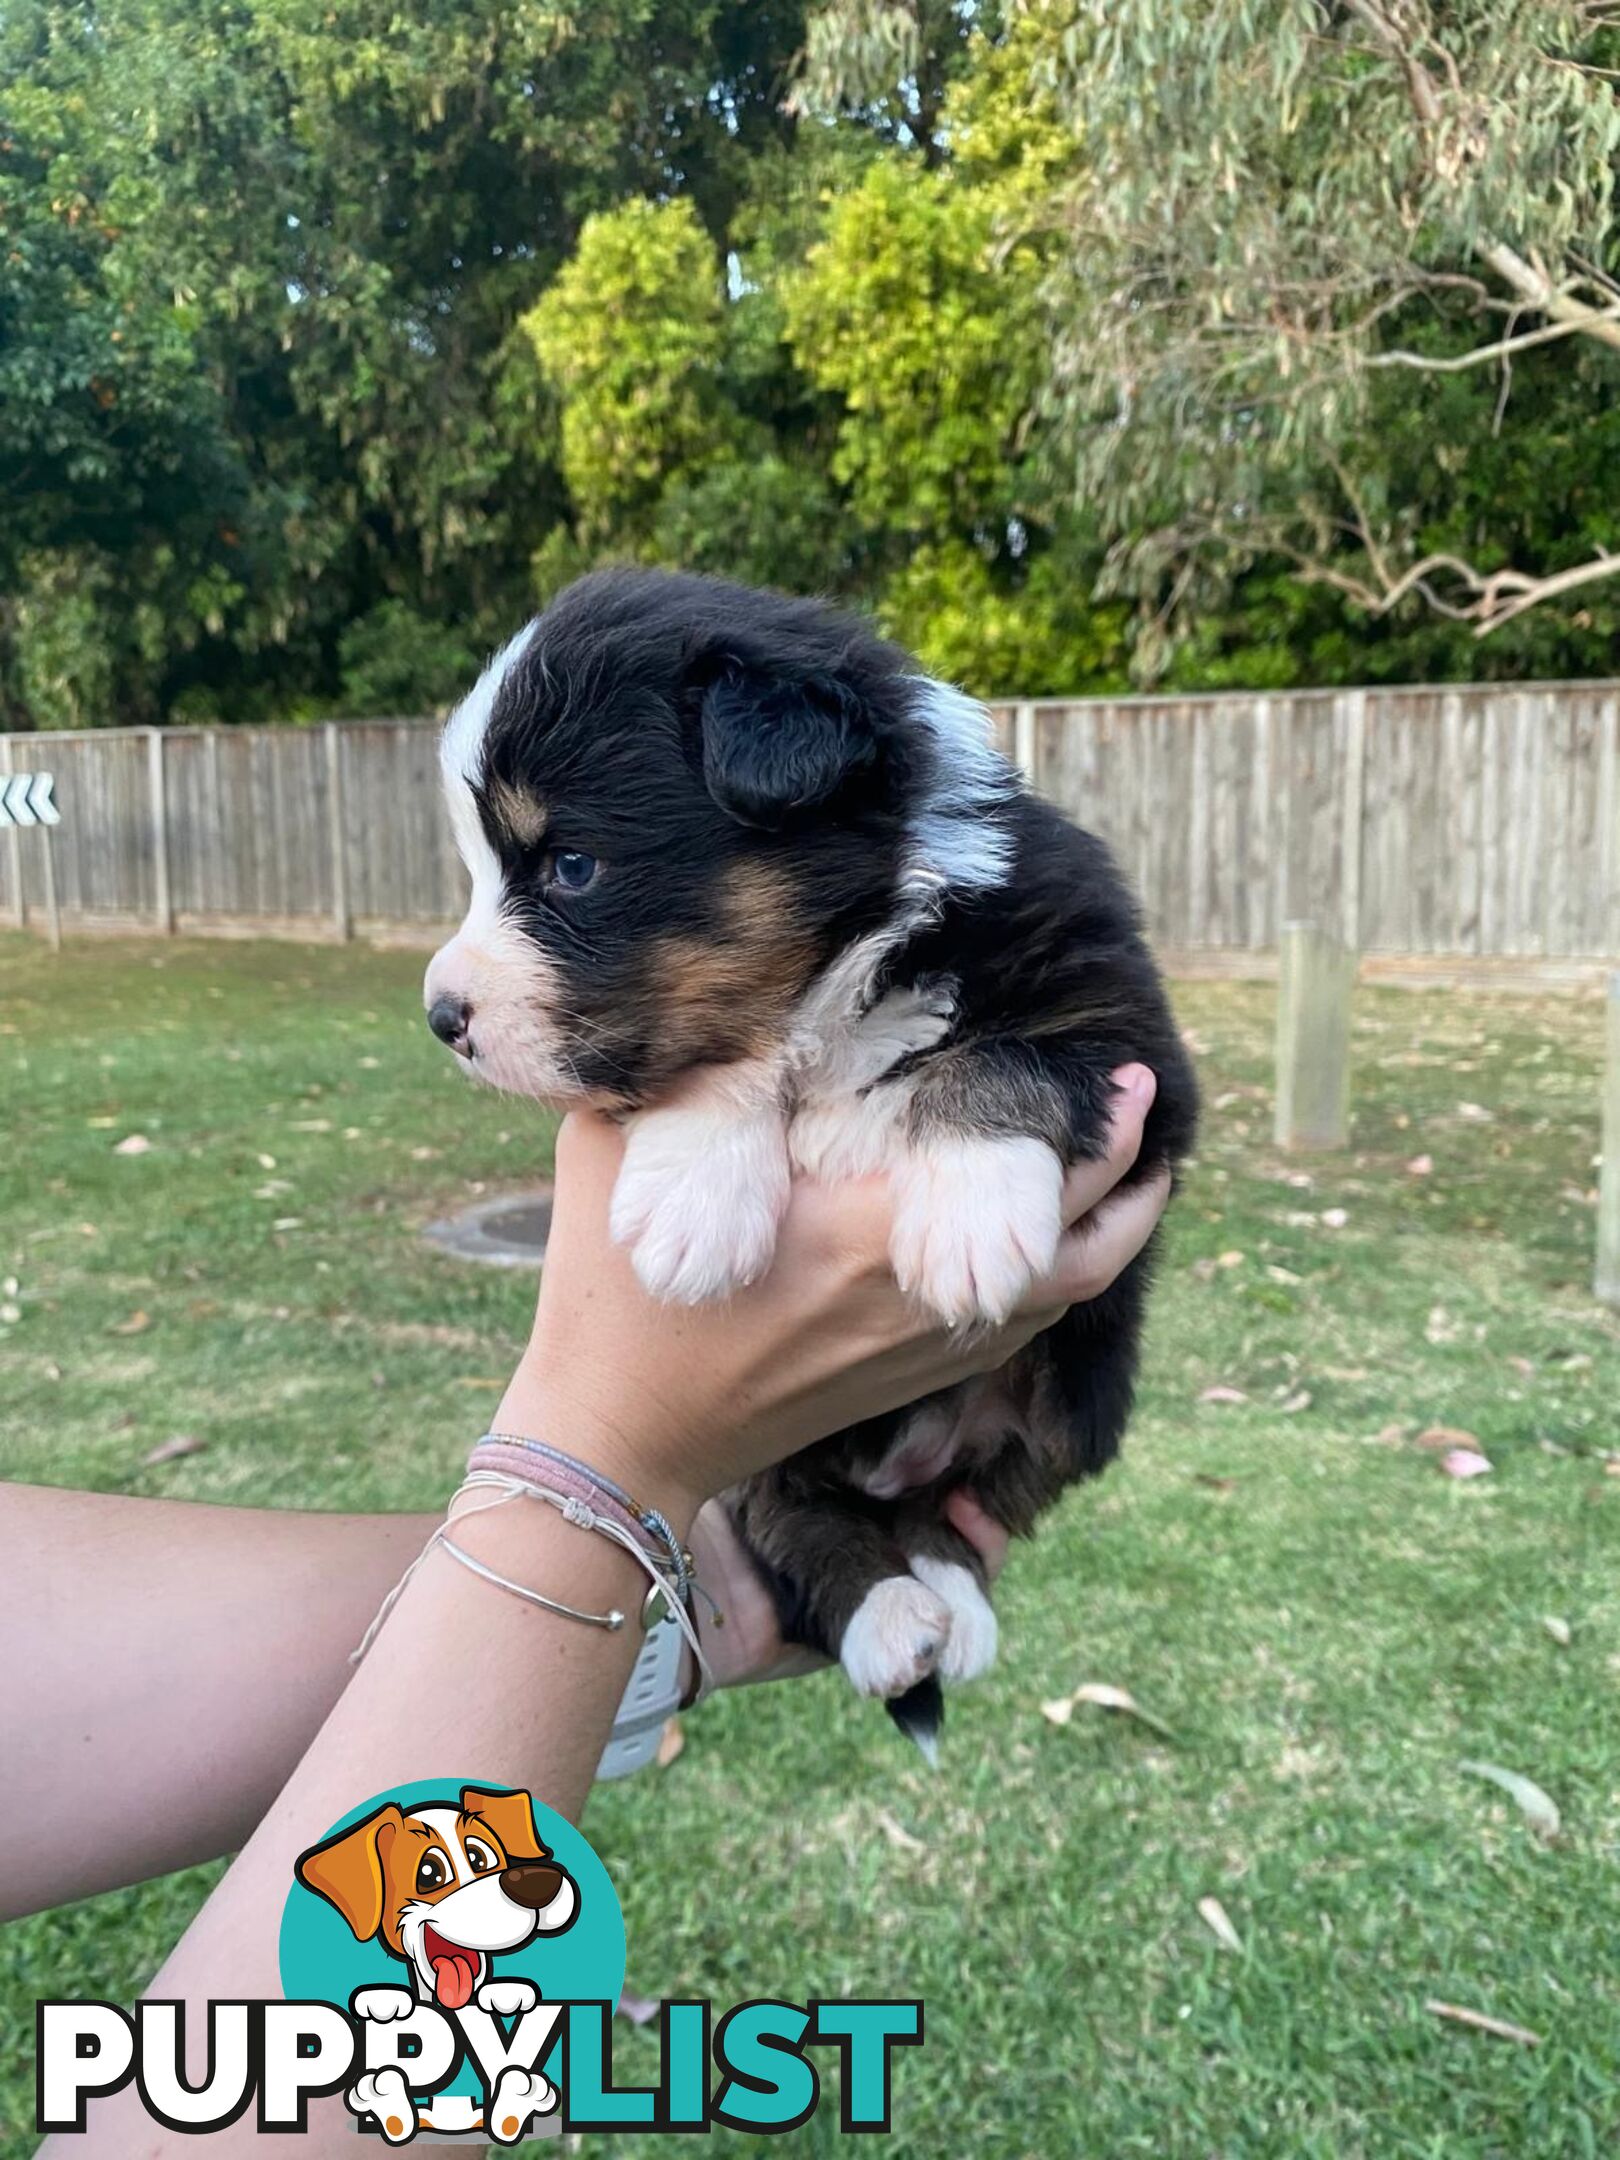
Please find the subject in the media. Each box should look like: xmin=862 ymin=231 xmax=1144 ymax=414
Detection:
xmin=423 ymin=1186 xmax=553 ymax=1267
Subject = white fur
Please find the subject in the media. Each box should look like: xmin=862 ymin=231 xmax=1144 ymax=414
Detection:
xmin=890 ymin=1132 xmax=1066 ymax=1326
xmin=906 ymin=677 xmax=1016 ymax=891
xmin=429 ymin=626 xmax=592 ymax=1100
xmin=610 ymin=1063 xmax=792 ymax=1302
xmin=476 ymin=1977 xmax=540 ymax=2018
xmin=910 ymin=1556 xmax=999 ymax=1681
xmin=487 ymin=2067 xmax=556 ymax=2144
xmin=352 ymin=1986 xmax=416 ymax=2024
xmin=347 ymin=2068 xmax=416 ymax=2144
xmin=839 ymin=1574 xmax=952 ymax=1698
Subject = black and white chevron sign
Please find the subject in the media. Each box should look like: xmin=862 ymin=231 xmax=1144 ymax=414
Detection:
xmin=0 ymin=771 xmax=60 ymax=828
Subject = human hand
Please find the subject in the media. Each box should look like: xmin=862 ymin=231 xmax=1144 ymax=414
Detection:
xmin=496 ymin=1064 xmax=1170 ymax=1529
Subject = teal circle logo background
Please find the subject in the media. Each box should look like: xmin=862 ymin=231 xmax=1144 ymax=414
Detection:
xmin=278 ymin=1782 xmax=625 ymax=2099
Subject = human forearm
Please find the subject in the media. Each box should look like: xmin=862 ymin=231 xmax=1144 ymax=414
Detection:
xmin=46 ymin=1431 xmax=664 ymax=2160
xmin=0 ymin=1485 xmax=437 ymax=1921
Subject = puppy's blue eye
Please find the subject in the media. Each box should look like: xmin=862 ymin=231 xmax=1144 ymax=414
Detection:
xmin=548 ymin=849 xmax=598 ymax=894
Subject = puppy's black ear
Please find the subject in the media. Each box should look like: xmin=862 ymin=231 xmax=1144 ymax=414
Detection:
xmin=697 ymin=661 xmax=878 ymax=830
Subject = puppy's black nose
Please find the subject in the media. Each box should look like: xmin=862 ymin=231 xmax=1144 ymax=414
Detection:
xmin=428 ymin=994 xmax=472 ymax=1056
xmin=500 ymin=1862 xmax=568 ymax=1910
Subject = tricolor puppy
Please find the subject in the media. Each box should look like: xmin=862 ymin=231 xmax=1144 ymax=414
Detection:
xmin=425 ymin=570 xmax=1198 ymax=1751
xmin=294 ymin=1785 xmax=577 ymax=2007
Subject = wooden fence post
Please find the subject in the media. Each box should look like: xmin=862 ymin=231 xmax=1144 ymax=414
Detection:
xmin=325 ymin=722 xmax=351 ymax=941
xmin=147 ymin=727 xmax=173 ymax=933
xmin=1340 ymin=688 xmax=1367 ymax=950
xmin=0 ymin=738 xmax=23 ymax=929
xmin=1275 ymin=921 xmax=1356 ymax=1150
xmin=1596 ymin=972 xmax=1620 ymax=1306
xmin=1013 ymin=701 xmax=1037 ymax=785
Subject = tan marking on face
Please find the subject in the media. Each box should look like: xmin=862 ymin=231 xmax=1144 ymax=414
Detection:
xmin=648 ymin=862 xmax=820 ymax=1066
xmin=484 ymin=778 xmax=548 ymax=849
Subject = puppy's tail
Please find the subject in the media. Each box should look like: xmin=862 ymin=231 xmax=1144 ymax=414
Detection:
xmin=886 ymin=1677 xmax=944 ymax=1767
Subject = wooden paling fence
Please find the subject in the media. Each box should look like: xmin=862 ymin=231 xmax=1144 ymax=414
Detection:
xmin=2 ymin=680 xmax=1617 ymax=964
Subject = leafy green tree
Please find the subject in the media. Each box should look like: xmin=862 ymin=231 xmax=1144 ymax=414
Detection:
xmin=522 ymin=198 xmax=737 ymax=543
xmin=1030 ymin=0 xmax=1620 ymax=654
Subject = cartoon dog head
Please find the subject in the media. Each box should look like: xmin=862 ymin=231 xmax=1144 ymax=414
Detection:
xmin=294 ymin=1786 xmax=577 ymax=2008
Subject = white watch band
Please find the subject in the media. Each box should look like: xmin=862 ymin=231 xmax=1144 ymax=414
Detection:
xmin=595 ymin=1614 xmax=686 ymax=1779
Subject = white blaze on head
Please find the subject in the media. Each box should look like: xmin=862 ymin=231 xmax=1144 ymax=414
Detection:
xmin=425 ymin=625 xmax=579 ymax=1100
xmin=906 ymin=677 xmax=1016 ymax=892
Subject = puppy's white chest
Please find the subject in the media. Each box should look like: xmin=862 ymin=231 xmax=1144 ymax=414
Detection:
xmin=786 ymin=980 xmax=953 ymax=1183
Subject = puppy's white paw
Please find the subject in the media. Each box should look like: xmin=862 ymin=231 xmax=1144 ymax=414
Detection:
xmin=487 ymin=2066 xmax=557 ymax=2144
xmin=475 ymin=1977 xmax=540 ymax=2018
xmin=910 ymin=1556 xmax=999 ymax=1682
xmin=351 ymin=1986 xmax=416 ymax=2024
xmin=890 ymin=1134 xmax=1064 ymax=1326
xmin=612 ymin=1105 xmax=789 ymax=1304
xmin=348 ymin=2069 xmax=415 ymax=2144
xmin=840 ymin=1575 xmax=952 ymax=1698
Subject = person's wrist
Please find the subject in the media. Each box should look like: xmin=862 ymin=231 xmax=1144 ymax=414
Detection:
xmin=493 ymin=1359 xmax=710 ymax=1537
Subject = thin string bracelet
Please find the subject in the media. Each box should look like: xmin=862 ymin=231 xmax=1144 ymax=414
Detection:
xmin=351 ymin=1472 xmax=717 ymax=1706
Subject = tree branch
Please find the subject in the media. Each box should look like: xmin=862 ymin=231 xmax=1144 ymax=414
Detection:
xmin=1366 ymin=303 xmax=1620 ymax=371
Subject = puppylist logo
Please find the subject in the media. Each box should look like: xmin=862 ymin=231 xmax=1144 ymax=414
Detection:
xmin=36 ymin=1780 xmax=922 ymax=2141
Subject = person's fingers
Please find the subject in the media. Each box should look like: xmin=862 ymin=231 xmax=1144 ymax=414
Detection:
xmin=1058 ymin=1065 xmax=1157 ymax=1227
xmin=942 ymin=1488 xmax=1011 ymax=1581
xmin=1049 ymin=1164 xmax=1172 ymax=1306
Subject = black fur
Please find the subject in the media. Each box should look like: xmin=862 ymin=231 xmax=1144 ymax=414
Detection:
xmin=443 ymin=568 xmax=1199 ymax=1749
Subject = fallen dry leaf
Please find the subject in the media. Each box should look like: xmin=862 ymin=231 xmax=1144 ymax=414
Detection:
xmin=875 ymin=1809 xmax=926 ymax=1854
xmin=142 ymin=1433 xmax=206 ymax=1466
xmin=1440 ymin=1447 xmax=1493 ymax=1479
xmin=113 ymin=1134 xmax=152 ymax=1156
xmin=655 ymin=1717 xmax=685 ymax=1769
xmin=616 ymin=1988 xmax=660 ymax=2027
xmin=1415 ymin=1425 xmax=1482 ymax=1452
xmin=1405 ymin=1154 xmax=1434 ymax=1176
xmin=1193 ymin=1473 xmax=1238 ymax=1495
xmin=1320 ymin=1207 xmax=1349 ymax=1229
xmin=1455 ymin=1102 xmax=1494 ymax=1123
xmin=1197 ymin=1896 xmax=1243 ymax=1954
xmin=1215 ymin=1250 xmax=1245 ymax=1270
xmin=1459 ymin=1760 xmax=1560 ymax=1839
xmin=0 ymin=1303 xmax=19 ymax=1325
xmin=1541 ymin=1616 xmax=1572 ymax=1647
xmin=1199 ymin=1384 xmax=1248 ymax=1404
xmin=110 ymin=1310 xmax=151 ymax=1337
xmin=256 ymin=1153 xmax=277 ymax=1170
xmin=1040 ymin=1695 xmax=1077 ymax=1727
xmin=1278 ymin=1389 xmax=1312 ymax=1414
xmin=1425 ymin=1999 xmax=1541 ymax=2047
xmin=1069 ymin=1682 xmax=1178 ymax=1742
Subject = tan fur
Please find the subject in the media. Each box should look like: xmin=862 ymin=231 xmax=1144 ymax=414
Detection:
xmin=649 ymin=863 xmax=818 ymax=1064
xmin=483 ymin=778 xmax=548 ymax=848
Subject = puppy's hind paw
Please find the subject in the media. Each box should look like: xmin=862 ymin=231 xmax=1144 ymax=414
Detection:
xmin=347 ymin=2070 xmax=415 ymax=2144
xmin=840 ymin=1575 xmax=952 ymax=1699
xmin=910 ymin=1556 xmax=999 ymax=1682
xmin=890 ymin=1135 xmax=1064 ymax=1328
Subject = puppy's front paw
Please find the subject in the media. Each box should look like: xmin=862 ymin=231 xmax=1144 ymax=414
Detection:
xmin=351 ymin=1986 xmax=416 ymax=2024
xmin=840 ymin=1575 xmax=952 ymax=1698
xmin=475 ymin=1977 xmax=539 ymax=2018
xmin=910 ymin=1556 xmax=999 ymax=1681
xmin=891 ymin=1135 xmax=1064 ymax=1327
xmin=611 ymin=1106 xmax=789 ymax=1304
xmin=347 ymin=2069 xmax=415 ymax=2144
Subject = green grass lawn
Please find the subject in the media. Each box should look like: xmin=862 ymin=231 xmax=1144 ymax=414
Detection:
xmin=2 ymin=931 xmax=1619 ymax=2157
